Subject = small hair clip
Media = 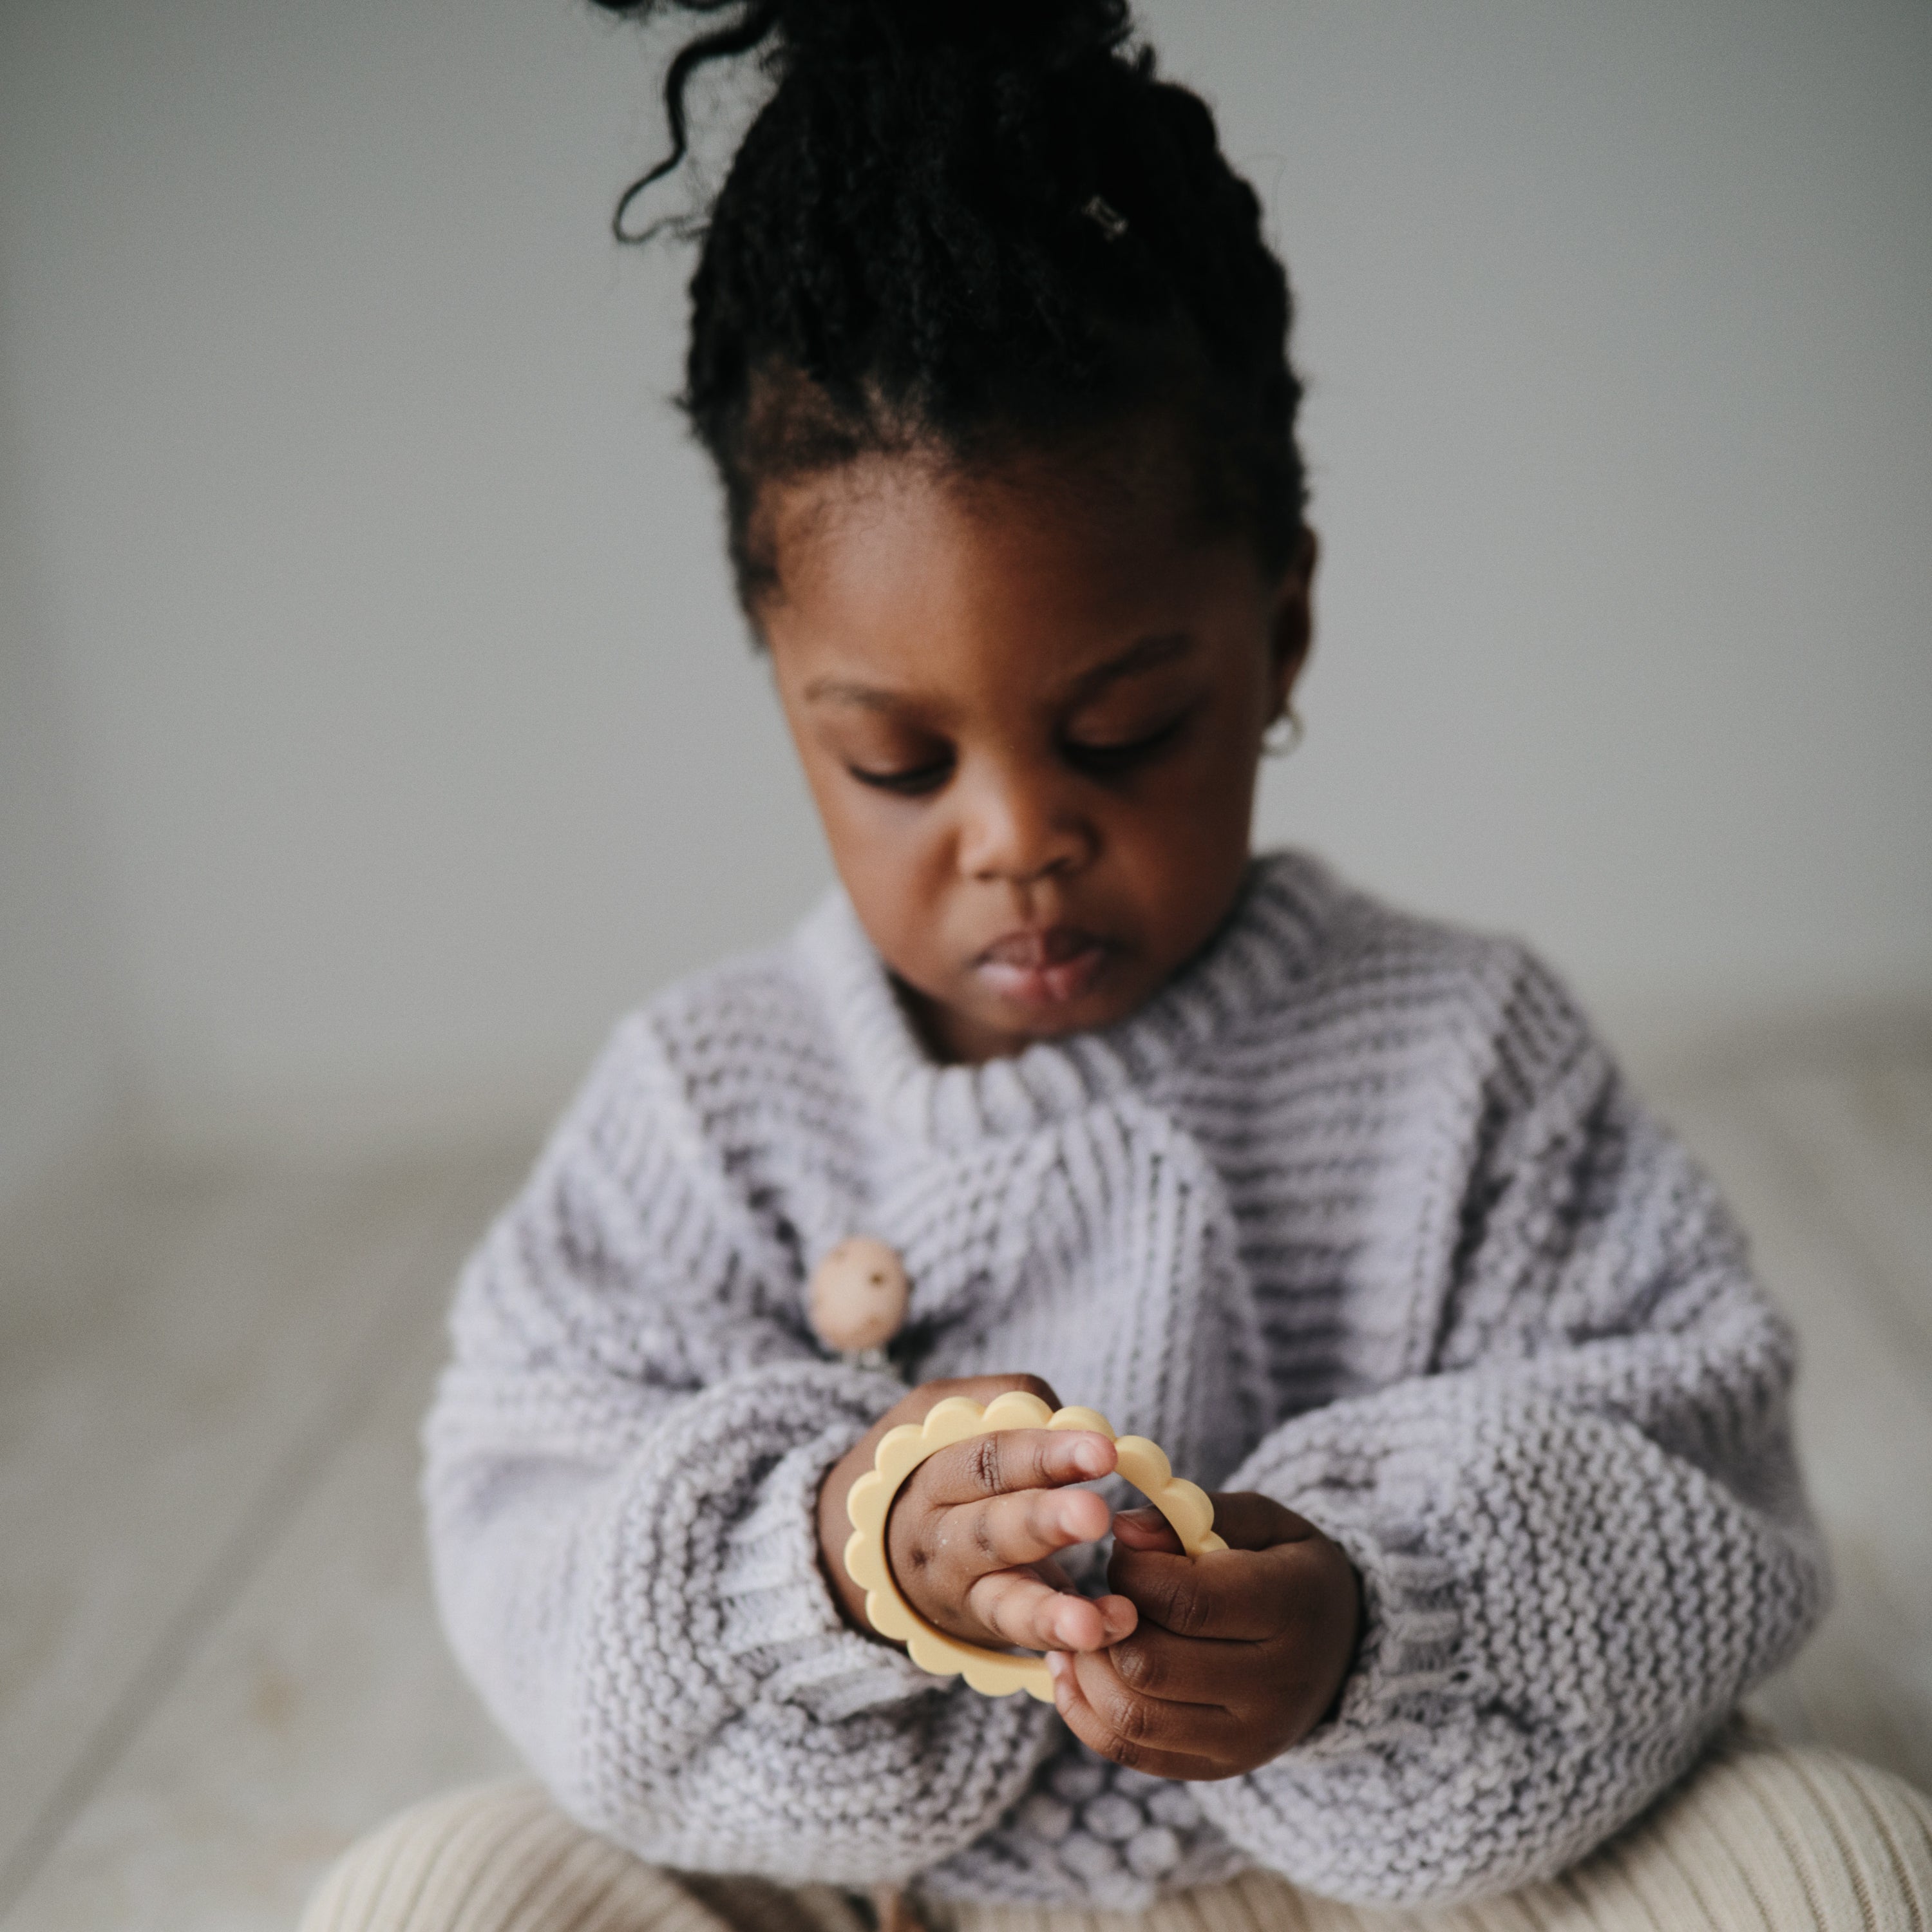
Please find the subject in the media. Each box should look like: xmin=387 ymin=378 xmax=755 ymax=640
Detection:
xmin=1082 ymin=194 xmax=1128 ymax=241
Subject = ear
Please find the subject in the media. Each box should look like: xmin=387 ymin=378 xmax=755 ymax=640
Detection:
xmin=1265 ymin=527 xmax=1319 ymax=715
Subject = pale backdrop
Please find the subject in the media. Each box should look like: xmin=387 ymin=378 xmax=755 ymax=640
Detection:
xmin=1 ymin=0 xmax=1927 ymax=1184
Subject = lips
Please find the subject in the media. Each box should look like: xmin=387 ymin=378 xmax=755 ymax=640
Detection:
xmin=974 ymin=925 xmax=1113 ymax=1007
xmin=981 ymin=927 xmax=1103 ymax=969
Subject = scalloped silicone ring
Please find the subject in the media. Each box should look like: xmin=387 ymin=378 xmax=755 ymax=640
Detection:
xmin=842 ymin=1390 xmax=1226 ymax=1701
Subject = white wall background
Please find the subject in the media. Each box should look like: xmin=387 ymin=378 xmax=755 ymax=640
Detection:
xmin=0 ymin=375 xmax=124 ymax=1213
xmin=1 ymin=0 xmax=1927 ymax=1169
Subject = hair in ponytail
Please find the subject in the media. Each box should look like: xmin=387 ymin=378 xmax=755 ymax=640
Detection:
xmin=594 ymin=0 xmax=1307 ymax=607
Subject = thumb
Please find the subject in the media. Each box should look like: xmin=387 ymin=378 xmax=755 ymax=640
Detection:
xmin=1110 ymin=1506 xmax=1183 ymax=1553
xmin=1202 ymin=1491 xmax=1323 ymax=1551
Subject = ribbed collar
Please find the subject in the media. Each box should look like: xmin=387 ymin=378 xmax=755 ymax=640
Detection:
xmin=791 ymin=849 xmax=1336 ymax=1148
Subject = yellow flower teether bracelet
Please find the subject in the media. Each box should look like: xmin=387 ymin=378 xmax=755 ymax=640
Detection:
xmin=842 ymin=1389 xmax=1226 ymax=1701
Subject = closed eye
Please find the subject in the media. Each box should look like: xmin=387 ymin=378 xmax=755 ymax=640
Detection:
xmin=1061 ymin=710 xmax=1192 ymax=776
xmin=848 ymin=756 xmax=954 ymax=796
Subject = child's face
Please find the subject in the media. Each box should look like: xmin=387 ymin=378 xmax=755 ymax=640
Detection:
xmin=759 ymin=428 xmax=1314 ymax=1064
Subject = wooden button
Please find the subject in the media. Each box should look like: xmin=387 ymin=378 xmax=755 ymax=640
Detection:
xmin=808 ymin=1236 xmax=910 ymax=1356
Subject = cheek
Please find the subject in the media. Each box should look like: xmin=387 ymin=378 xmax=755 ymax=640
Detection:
xmin=810 ymin=782 xmax=953 ymax=943
xmin=1106 ymin=728 xmax=1262 ymax=932
xmin=1137 ymin=708 xmax=1263 ymax=844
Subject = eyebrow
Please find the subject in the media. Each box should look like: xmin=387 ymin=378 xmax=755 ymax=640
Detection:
xmin=1070 ymin=630 xmax=1195 ymax=696
xmin=800 ymin=632 xmax=1196 ymax=710
xmin=800 ymin=676 xmax=903 ymax=711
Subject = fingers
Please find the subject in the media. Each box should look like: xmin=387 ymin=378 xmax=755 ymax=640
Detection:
xmin=1110 ymin=1491 xmax=1312 ymax=1558
xmin=887 ymin=1423 xmax=1121 ymax=1649
xmin=1106 ymin=1544 xmax=1287 ymax=1642
xmin=966 ymin=1468 xmax=1121 ymax=1561
xmin=892 ymin=1430 xmax=1114 ymax=1598
xmin=934 ymin=1474 xmax=1116 ymax=1578
xmin=1110 ymin=1506 xmax=1182 ymax=1553
xmin=1197 ymin=1492 xmax=1321 ymax=1551
xmin=916 ymin=1427 xmax=1116 ymax=1508
xmin=1107 ymin=1495 xmax=1328 ymax=1642
xmin=1103 ymin=1625 xmax=1256 ymax=1707
xmin=967 ymin=1574 xmax=1139 ymax=1653
xmin=827 ymin=1376 xmax=1073 ymax=1627
xmin=1047 ymin=1651 xmax=1233 ymax=1781
xmin=1095 ymin=1534 xmax=1366 ymax=1772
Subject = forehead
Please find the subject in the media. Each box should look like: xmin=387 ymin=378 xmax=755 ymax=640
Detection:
xmin=757 ymin=438 xmax=1255 ymax=699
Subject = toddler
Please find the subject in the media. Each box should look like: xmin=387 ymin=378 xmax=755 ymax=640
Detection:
xmin=303 ymin=3 xmax=1931 ymax=1928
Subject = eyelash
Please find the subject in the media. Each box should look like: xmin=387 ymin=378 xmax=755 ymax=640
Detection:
xmin=1065 ymin=714 xmax=1189 ymax=775
xmin=848 ymin=759 xmax=952 ymax=797
xmin=848 ymin=715 xmax=1190 ymax=795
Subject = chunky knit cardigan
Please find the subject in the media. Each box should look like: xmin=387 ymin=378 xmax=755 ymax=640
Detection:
xmin=424 ymin=851 xmax=1827 ymax=1909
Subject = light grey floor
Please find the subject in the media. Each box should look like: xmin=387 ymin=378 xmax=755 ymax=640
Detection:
xmin=1 ymin=1023 xmax=1929 ymax=1931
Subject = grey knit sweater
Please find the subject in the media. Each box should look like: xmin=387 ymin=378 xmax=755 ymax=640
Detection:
xmin=424 ymin=851 xmax=1827 ymax=1908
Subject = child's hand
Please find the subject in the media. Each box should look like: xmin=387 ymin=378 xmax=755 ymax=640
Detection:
xmin=1046 ymin=1493 xmax=1361 ymax=1779
xmin=817 ymin=1375 xmax=1138 ymax=1656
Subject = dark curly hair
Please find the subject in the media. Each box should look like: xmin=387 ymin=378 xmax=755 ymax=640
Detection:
xmin=592 ymin=0 xmax=1307 ymax=608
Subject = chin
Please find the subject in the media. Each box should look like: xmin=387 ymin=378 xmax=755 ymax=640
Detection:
xmin=989 ymin=983 xmax=1148 ymax=1046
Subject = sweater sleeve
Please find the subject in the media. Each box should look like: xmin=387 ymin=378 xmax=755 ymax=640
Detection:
xmin=421 ymin=1013 xmax=1056 ymax=1882
xmin=1189 ymin=959 xmax=1830 ymax=1906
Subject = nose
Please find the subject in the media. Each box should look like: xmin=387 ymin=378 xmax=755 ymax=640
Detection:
xmin=955 ymin=753 xmax=1094 ymax=885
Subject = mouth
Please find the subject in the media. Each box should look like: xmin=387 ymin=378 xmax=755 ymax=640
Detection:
xmin=972 ymin=926 xmax=1115 ymax=1009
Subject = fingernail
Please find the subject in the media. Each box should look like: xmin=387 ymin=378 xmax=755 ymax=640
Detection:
xmin=1072 ymin=1437 xmax=1110 ymax=1477
xmin=1046 ymin=1650 xmax=1068 ymax=1681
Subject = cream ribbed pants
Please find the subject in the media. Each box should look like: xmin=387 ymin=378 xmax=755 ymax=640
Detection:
xmin=299 ymin=1724 xmax=1932 ymax=1932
